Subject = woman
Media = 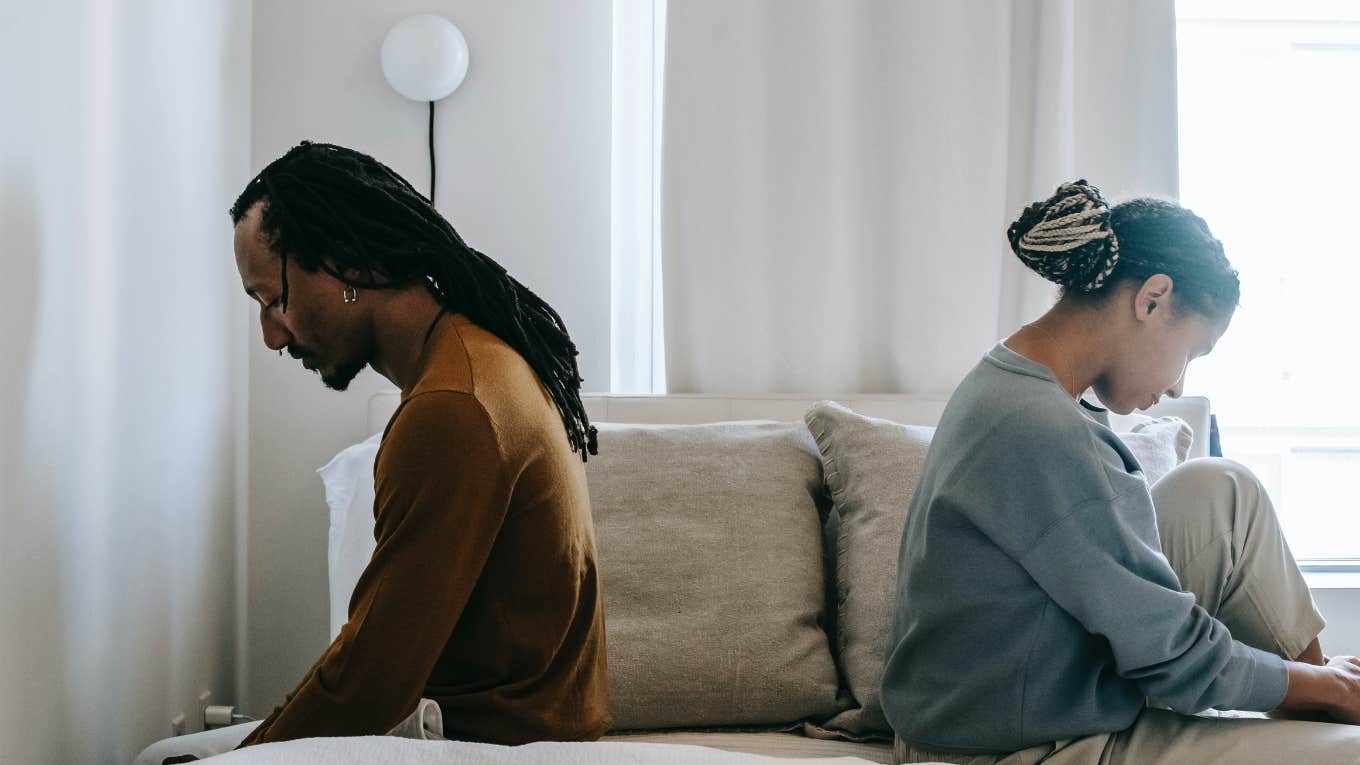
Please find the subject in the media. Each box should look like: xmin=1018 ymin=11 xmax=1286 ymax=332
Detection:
xmin=881 ymin=181 xmax=1360 ymax=764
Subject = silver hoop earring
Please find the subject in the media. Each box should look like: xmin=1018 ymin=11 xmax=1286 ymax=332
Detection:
xmin=343 ymin=286 xmax=358 ymax=303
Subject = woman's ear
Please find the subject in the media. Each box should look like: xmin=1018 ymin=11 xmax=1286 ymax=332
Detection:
xmin=1134 ymin=274 xmax=1174 ymax=322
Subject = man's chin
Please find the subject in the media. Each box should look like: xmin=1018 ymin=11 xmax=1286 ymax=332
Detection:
xmin=319 ymin=361 xmax=366 ymax=392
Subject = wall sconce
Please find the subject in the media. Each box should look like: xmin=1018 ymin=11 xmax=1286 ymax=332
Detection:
xmin=380 ymin=14 xmax=470 ymax=203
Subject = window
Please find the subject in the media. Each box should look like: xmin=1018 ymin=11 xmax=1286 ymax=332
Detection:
xmin=1177 ymin=0 xmax=1360 ymax=564
xmin=610 ymin=0 xmax=667 ymax=394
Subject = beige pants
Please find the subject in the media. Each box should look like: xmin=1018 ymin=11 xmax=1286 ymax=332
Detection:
xmin=896 ymin=458 xmax=1357 ymax=765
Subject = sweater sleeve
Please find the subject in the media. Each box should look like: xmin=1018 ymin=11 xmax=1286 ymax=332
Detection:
xmin=964 ymin=414 xmax=1288 ymax=715
xmin=1013 ymin=490 xmax=1288 ymax=714
xmin=239 ymin=391 xmax=511 ymax=747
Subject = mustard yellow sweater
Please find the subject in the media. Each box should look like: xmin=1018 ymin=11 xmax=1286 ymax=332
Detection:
xmin=240 ymin=313 xmax=610 ymax=747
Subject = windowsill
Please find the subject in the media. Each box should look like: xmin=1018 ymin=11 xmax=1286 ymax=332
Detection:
xmin=1303 ymin=570 xmax=1360 ymax=589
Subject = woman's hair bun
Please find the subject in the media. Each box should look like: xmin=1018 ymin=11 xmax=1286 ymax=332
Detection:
xmin=1007 ymin=180 xmax=1120 ymax=291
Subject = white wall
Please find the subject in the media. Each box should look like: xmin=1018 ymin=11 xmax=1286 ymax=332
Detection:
xmin=1313 ymin=586 xmax=1360 ymax=657
xmin=245 ymin=0 xmax=612 ymax=715
xmin=0 ymin=2 xmax=251 ymax=763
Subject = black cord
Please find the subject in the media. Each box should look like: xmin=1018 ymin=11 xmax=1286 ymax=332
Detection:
xmin=423 ymin=306 xmax=447 ymax=347
xmin=428 ymin=100 xmax=437 ymax=205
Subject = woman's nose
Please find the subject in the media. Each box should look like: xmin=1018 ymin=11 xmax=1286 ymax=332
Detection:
xmin=1166 ymin=376 xmax=1185 ymax=399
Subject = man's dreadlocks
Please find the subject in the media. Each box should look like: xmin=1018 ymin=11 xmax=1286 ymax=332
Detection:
xmin=229 ymin=141 xmax=598 ymax=460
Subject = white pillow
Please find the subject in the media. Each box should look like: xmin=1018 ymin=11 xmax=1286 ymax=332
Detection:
xmin=1117 ymin=414 xmax=1194 ymax=485
xmin=318 ymin=432 xmax=381 ymax=641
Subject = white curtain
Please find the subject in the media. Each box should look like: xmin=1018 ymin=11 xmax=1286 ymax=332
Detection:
xmin=0 ymin=3 xmax=249 ymax=762
xmin=660 ymin=0 xmax=1177 ymax=394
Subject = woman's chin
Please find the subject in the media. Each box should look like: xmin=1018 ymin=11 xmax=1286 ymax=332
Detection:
xmin=1108 ymin=400 xmax=1140 ymax=416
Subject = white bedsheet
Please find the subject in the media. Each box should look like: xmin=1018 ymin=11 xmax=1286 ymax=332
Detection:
xmin=202 ymin=737 xmax=881 ymax=764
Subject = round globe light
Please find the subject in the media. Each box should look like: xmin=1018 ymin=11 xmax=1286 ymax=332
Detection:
xmin=380 ymin=14 xmax=469 ymax=102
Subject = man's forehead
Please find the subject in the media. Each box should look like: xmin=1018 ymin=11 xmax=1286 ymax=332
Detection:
xmin=234 ymin=204 xmax=269 ymax=248
xmin=235 ymin=210 xmax=278 ymax=292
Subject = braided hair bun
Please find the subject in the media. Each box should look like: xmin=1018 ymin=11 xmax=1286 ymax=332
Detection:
xmin=1007 ymin=180 xmax=1120 ymax=291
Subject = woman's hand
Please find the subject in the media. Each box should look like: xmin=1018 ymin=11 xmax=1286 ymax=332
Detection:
xmin=1322 ymin=656 xmax=1360 ymax=724
xmin=1279 ymin=655 xmax=1360 ymax=724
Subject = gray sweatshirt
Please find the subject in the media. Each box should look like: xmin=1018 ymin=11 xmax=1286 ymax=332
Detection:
xmin=880 ymin=343 xmax=1288 ymax=753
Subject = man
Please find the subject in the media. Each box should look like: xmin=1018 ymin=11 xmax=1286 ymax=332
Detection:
xmin=136 ymin=141 xmax=609 ymax=764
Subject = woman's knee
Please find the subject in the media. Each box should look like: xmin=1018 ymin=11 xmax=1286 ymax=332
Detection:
xmin=1152 ymin=457 xmax=1272 ymax=540
xmin=1155 ymin=456 xmax=1257 ymax=489
xmin=1153 ymin=457 xmax=1265 ymax=509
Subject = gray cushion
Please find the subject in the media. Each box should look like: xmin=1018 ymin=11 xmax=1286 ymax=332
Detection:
xmin=586 ymin=420 xmax=845 ymax=731
xmin=804 ymin=401 xmax=933 ymax=738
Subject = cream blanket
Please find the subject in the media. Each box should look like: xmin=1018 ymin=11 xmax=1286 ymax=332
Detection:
xmin=203 ymin=737 xmax=878 ymax=764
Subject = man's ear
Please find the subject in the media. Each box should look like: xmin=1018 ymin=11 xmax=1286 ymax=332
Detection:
xmin=1134 ymin=274 xmax=1174 ymax=322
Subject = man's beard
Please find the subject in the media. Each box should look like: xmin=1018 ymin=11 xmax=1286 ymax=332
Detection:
xmin=320 ymin=359 xmax=367 ymax=391
xmin=288 ymin=344 xmax=366 ymax=391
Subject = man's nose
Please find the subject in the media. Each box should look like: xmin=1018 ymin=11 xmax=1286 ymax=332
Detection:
xmin=260 ymin=311 xmax=292 ymax=352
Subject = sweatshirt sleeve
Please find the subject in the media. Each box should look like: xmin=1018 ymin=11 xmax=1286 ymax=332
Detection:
xmin=964 ymin=413 xmax=1288 ymax=715
xmin=239 ymin=391 xmax=511 ymax=747
xmin=1014 ymin=490 xmax=1288 ymax=713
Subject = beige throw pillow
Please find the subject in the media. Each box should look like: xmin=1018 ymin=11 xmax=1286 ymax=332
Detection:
xmin=804 ymin=401 xmax=933 ymax=739
xmin=586 ymin=420 xmax=845 ymax=731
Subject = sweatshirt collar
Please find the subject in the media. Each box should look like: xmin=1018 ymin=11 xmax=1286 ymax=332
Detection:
xmin=988 ymin=342 xmax=1110 ymax=422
